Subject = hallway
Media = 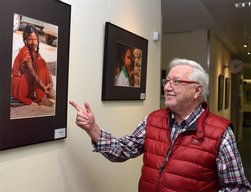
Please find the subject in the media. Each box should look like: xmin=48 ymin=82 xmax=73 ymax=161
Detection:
xmin=238 ymin=126 xmax=251 ymax=182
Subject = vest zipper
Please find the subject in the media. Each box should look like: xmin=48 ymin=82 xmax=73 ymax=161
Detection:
xmin=159 ymin=129 xmax=192 ymax=173
xmin=156 ymin=144 xmax=173 ymax=192
xmin=156 ymin=127 xmax=197 ymax=191
xmin=159 ymin=144 xmax=173 ymax=173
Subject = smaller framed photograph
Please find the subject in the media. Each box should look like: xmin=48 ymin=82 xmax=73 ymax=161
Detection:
xmin=102 ymin=22 xmax=148 ymax=100
xmin=225 ymin=78 xmax=230 ymax=109
xmin=218 ymin=74 xmax=224 ymax=111
xmin=245 ymin=90 xmax=251 ymax=103
xmin=161 ymin=69 xmax=167 ymax=97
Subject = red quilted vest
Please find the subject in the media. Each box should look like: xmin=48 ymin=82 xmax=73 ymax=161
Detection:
xmin=139 ymin=103 xmax=230 ymax=192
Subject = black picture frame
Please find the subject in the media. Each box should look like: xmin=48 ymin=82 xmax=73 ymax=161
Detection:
xmin=161 ymin=69 xmax=167 ymax=97
xmin=102 ymin=22 xmax=148 ymax=100
xmin=218 ymin=74 xmax=224 ymax=111
xmin=0 ymin=0 xmax=71 ymax=150
xmin=225 ymin=78 xmax=230 ymax=109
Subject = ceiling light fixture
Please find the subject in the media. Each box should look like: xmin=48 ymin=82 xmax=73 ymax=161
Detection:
xmin=234 ymin=1 xmax=251 ymax=8
xmin=244 ymin=44 xmax=248 ymax=48
xmin=248 ymin=51 xmax=251 ymax=55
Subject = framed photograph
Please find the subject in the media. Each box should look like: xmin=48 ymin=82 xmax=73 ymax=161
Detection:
xmin=102 ymin=22 xmax=148 ymax=100
xmin=218 ymin=74 xmax=224 ymax=111
xmin=225 ymin=77 xmax=230 ymax=109
xmin=0 ymin=0 xmax=71 ymax=150
xmin=161 ymin=69 xmax=167 ymax=97
xmin=245 ymin=90 xmax=251 ymax=103
xmin=243 ymin=82 xmax=251 ymax=104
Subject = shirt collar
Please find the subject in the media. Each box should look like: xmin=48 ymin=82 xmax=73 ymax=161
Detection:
xmin=171 ymin=104 xmax=204 ymax=130
xmin=121 ymin=66 xmax=129 ymax=78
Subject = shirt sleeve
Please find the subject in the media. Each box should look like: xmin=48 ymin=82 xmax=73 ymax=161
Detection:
xmin=217 ymin=126 xmax=251 ymax=191
xmin=93 ymin=117 xmax=147 ymax=162
xmin=21 ymin=47 xmax=32 ymax=63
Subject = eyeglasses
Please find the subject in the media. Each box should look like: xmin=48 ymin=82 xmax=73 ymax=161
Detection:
xmin=162 ymin=78 xmax=199 ymax=87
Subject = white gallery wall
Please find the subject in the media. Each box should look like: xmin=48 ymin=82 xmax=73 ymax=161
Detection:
xmin=0 ymin=0 xmax=161 ymax=192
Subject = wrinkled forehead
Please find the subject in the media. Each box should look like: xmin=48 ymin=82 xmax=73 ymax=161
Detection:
xmin=167 ymin=65 xmax=193 ymax=79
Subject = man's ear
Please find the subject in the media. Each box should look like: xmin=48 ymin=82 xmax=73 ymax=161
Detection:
xmin=194 ymin=84 xmax=202 ymax=99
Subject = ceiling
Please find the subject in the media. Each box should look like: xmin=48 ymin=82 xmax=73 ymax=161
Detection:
xmin=161 ymin=0 xmax=251 ymax=79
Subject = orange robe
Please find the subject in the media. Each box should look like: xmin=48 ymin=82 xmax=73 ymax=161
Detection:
xmin=11 ymin=46 xmax=53 ymax=105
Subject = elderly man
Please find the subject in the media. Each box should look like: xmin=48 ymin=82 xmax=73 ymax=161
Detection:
xmin=70 ymin=58 xmax=251 ymax=191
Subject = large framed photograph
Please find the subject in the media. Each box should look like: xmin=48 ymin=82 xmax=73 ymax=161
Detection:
xmin=102 ymin=22 xmax=148 ymax=100
xmin=0 ymin=0 xmax=71 ymax=150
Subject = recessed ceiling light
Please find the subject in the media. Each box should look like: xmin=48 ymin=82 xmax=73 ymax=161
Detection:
xmin=244 ymin=44 xmax=248 ymax=48
xmin=234 ymin=1 xmax=251 ymax=8
xmin=248 ymin=51 xmax=251 ymax=55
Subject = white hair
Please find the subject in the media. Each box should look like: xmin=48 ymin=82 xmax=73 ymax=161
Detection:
xmin=168 ymin=58 xmax=209 ymax=102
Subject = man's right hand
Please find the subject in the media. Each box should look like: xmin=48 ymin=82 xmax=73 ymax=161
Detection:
xmin=69 ymin=100 xmax=100 ymax=143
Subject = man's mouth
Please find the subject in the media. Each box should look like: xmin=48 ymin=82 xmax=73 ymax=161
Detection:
xmin=165 ymin=93 xmax=176 ymax=97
